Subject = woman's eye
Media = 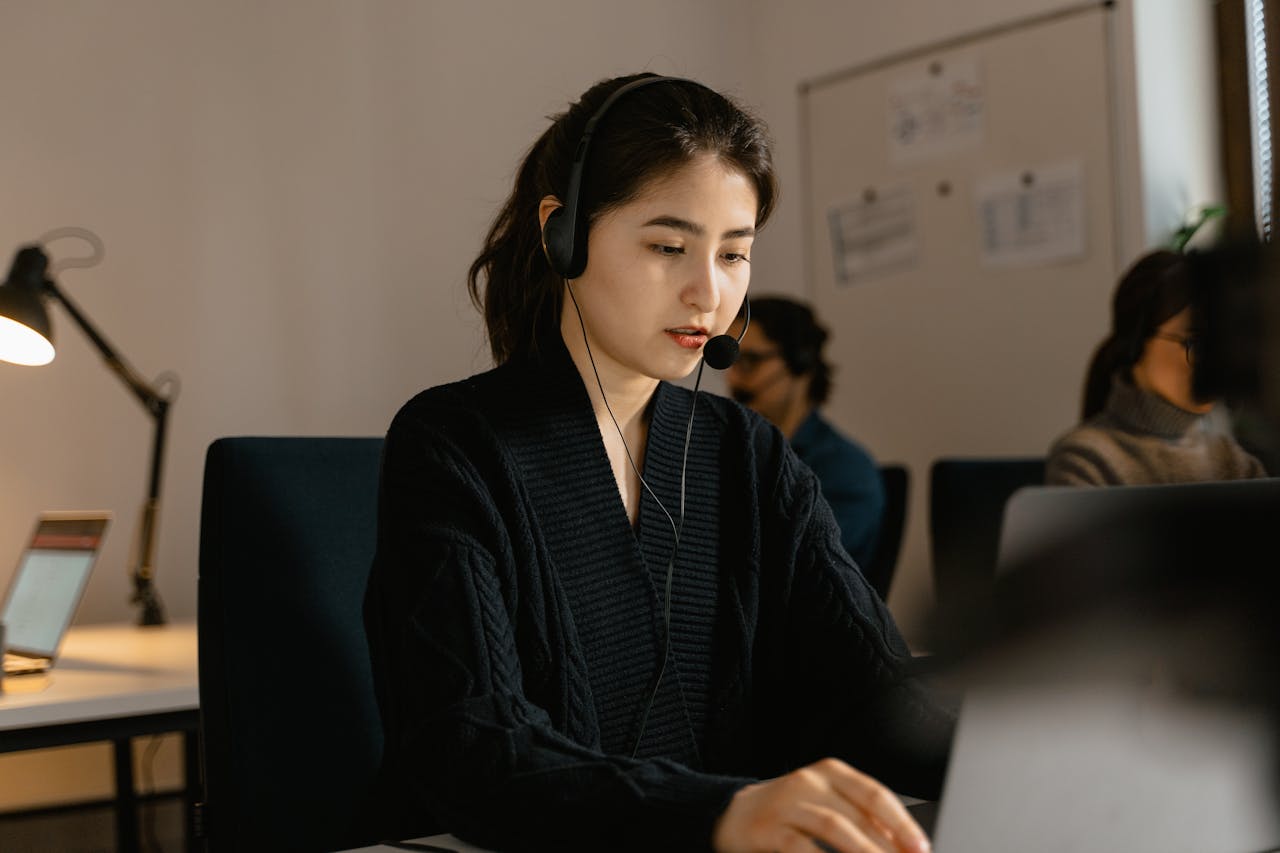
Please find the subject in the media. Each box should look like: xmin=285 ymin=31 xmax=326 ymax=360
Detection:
xmin=652 ymin=244 xmax=684 ymax=257
xmin=723 ymin=252 xmax=750 ymax=265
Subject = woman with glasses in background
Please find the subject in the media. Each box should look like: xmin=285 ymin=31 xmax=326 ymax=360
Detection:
xmin=1046 ymin=249 xmax=1267 ymax=485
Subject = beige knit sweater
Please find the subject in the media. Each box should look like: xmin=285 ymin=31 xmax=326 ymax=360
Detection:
xmin=1046 ymin=376 xmax=1268 ymax=486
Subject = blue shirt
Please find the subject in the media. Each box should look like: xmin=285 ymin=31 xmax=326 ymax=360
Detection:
xmin=790 ymin=411 xmax=885 ymax=568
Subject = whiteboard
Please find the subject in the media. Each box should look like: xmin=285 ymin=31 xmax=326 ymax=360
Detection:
xmin=799 ymin=3 xmax=1120 ymax=615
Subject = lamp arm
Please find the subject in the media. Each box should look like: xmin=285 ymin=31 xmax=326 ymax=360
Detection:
xmin=132 ymin=398 xmax=169 ymax=625
xmin=41 ymin=277 xmax=171 ymax=625
xmin=41 ymin=278 xmax=169 ymax=416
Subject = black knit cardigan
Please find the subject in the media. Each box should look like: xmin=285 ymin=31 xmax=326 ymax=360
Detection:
xmin=364 ymin=336 xmax=953 ymax=852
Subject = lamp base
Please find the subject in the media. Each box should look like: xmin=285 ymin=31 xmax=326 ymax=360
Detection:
xmin=132 ymin=577 xmax=166 ymax=626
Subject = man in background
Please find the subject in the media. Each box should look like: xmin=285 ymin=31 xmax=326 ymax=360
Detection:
xmin=726 ymin=296 xmax=886 ymax=571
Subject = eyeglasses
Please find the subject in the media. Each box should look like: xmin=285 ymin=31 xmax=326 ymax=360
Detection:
xmin=732 ymin=350 xmax=781 ymax=371
xmin=1153 ymin=332 xmax=1199 ymax=363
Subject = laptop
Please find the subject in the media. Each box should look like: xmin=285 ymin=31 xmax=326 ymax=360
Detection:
xmin=994 ymin=478 xmax=1280 ymax=576
xmin=1 ymin=511 xmax=111 ymax=676
xmin=929 ymin=479 xmax=1280 ymax=852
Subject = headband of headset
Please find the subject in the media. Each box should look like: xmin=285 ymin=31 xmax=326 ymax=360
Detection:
xmin=542 ymin=75 xmax=696 ymax=280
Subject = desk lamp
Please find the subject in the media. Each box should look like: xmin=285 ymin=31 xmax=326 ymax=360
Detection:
xmin=0 ymin=229 xmax=175 ymax=626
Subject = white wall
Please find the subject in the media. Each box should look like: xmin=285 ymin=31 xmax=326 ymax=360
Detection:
xmin=0 ymin=0 xmax=755 ymax=631
xmin=1132 ymin=0 xmax=1226 ymax=246
xmin=743 ymin=0 xmax=1098 ymax=293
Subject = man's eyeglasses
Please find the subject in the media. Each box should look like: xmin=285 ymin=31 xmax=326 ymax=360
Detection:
xmin=733 ymin=350 xmax=781 ymax=371
xmin=1153 ymin=332 xmax=1199 ymax=363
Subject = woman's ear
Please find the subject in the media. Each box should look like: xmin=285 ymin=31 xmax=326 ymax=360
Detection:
xmin=538 ymin=196 xmax=563 ymax=234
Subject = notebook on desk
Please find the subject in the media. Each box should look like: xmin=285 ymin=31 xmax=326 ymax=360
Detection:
xmin=1 ymin=511 xmax=111 ymax=676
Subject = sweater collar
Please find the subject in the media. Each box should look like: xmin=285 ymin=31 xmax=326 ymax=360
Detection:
xmin=1104 ymin=374 xmax=1212 ymax=439
xmin=507 ymin=330 xmax=678 ymax=460
xmin=500 ymin=330 xmax=693 ymax=545
xmin=499 ymin=331 xmax=705 ymax=761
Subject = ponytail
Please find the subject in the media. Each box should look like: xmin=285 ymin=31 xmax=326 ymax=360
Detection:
xmin=1080 ymin=336 xmax=1125 ymax=420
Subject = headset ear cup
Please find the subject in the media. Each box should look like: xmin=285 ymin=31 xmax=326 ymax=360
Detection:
xmin=544 ymin=206 xmax=588 ymax=280
xmin=542 ymin=207 xmax=575 ymax=279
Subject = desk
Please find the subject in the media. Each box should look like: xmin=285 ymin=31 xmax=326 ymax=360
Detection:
xmin=344 ymin=835 xmax=503 ymax=852
xmin=344 ymin=802 xmax=940 ymax=852
xmin=0 ymin=621 xmax=199 ymax=852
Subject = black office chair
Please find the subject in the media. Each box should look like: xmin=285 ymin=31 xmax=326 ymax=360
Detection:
xmin=929 ymin=456 xmax=1045 ymax=608
xmin=863 ymin=464 xmax=909 ymax=599
xmin=197 ymin=436 xmax=387 ymax=852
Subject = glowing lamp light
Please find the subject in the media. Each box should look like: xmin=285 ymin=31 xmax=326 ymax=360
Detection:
xmin=0 ymin=315 xmax=55 ymax=366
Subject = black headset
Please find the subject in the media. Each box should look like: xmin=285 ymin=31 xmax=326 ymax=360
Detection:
xmin=542 ymin=74 xmax=697 ymax=280
xmin=542 ymin=74 xmax=748 ymax=369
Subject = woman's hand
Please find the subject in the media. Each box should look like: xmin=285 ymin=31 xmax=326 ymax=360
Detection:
xmin=712 ymin=758 xmax=931 ymax=853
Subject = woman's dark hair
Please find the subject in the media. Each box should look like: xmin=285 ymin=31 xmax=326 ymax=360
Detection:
xmin=1080 ymin=249 xmax=1194 ymax=420
xmin=467 ymin=73 xmax=777 ymax=364
xmin=749 ymin=296 xmax=833 ymax=406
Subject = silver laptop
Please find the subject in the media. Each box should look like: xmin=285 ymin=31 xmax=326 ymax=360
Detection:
xmin=931 ymin=479 xmax=1280 ymax=852
xmin=1 ymin=511 xmax=110 ymax=676
xmin=995 ymin=478 xmax=1280 ymax=574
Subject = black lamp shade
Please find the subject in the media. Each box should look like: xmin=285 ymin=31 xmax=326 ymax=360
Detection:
xmin=0 ymin=246 xmax=55 ymax=365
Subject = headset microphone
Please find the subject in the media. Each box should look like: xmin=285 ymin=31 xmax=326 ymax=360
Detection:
xmin=702 ymin=294 xmax=750 ymax=370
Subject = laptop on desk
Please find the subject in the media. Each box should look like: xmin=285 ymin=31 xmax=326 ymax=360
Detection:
xmin=930 ymin=479 xmax=1280 ymax=853
xmin=1 ymin=511 xmax=110 ymax=676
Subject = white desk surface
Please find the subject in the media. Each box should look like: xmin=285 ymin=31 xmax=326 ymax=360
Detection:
xmin=0 ymin=620 xmax=198 ymax=730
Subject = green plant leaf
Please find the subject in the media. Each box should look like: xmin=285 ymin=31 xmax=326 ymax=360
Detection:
xmin=1169 ymin=204 xmax=1227 ymax=252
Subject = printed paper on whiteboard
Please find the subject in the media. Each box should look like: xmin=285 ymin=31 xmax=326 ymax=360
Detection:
xmin=976 ymin=161 xmax=1086 ymax=267
xmin=827 ymin=186 xmax=919 ymax=286
xmin=888 ymin=58 xmax=985 ymax=163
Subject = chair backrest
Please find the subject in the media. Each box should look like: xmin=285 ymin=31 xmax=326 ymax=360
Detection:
xmin=929 ymin=456 xmax=1045 ymax=607
xmin=198 ymin=436 xmax=385 ymax=852
xmin=863 ymin=464 xmax=909 ymax=599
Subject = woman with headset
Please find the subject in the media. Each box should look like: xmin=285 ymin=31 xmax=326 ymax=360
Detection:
xmin=1046 ymin=249 xmax=1267 ymax=485
xmin=364 ymin=73 xmax=951 ymax=853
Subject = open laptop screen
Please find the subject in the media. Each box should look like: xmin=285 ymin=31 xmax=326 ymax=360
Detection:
xmin=1 ymin=513 xmax=109 ymax=658
xmin=932 ymin=479 xmax=1280 ymax=851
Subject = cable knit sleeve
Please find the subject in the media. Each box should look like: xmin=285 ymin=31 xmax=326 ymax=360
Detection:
xmin=364 ymin=392 xmax=748 ymax=852
xmin=757 ymin=437 xmax=956 ymax=800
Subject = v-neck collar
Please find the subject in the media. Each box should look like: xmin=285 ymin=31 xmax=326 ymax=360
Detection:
xmin=491 ymin=333 xmax=703 ymax=760
xmin=498 ymin=334 xmax=697 ymax=551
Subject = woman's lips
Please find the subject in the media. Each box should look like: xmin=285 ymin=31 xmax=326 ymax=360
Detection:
xmin=666 ymin=328 xmax=709 ymax=349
